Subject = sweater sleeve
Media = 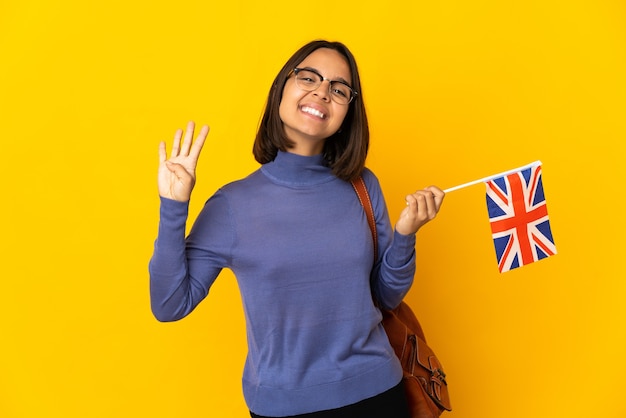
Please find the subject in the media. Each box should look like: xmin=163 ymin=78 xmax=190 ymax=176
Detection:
xmin=362 ymin=170 xmax=416 ymax=310
xmin=148 ymin=191 xmax=234 ymax=322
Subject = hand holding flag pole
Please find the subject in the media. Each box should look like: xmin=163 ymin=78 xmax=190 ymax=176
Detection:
xmin=440 ymin=160 xmax=556 ymax=272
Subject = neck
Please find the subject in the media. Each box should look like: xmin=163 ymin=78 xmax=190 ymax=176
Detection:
xmin=288 ymin=141 xmax=325 ymax=156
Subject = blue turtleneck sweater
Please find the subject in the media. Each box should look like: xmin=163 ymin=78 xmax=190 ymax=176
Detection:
xmin=149 ymin=151 xmax=416 ymax=416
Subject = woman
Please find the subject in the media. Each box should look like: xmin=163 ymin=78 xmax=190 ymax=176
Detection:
xmin=149 ymin=40 xmax=445 ymax=417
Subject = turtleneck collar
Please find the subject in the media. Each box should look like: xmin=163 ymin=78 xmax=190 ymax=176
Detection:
xmin=260 ymin=151 xmax=336 ymax=187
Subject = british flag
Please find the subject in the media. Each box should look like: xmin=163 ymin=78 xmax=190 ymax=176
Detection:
xmin=485 ymin=164 xmax=557 ymax=273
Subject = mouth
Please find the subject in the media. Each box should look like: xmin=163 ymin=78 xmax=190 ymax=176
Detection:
xmin=300 ymin=106 xmax=326 ymax=119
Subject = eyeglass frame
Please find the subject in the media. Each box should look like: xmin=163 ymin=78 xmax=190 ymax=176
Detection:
xmin=290 ymin=67 xmax=358 ymax=104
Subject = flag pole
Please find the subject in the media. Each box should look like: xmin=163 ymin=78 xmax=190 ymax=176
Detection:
xmin=443 ymin=160 xmax=542 ymax=193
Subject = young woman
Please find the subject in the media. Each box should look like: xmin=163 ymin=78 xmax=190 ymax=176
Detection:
xmin=149 ymin=40 xmax=445 ymax=418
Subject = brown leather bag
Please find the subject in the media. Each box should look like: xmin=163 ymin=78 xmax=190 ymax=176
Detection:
xmin=352 ymin=176 xmax=452 ymax=418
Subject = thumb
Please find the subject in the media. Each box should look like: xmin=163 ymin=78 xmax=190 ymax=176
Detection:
xmin=165 ymin=161 xmax=192 ymax=181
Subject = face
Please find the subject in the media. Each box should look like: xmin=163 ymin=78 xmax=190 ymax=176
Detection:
xmin=279 ymin=48 xmax=352 ymax=155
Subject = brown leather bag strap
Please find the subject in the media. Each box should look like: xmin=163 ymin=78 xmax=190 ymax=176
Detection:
xmin=351 ymin=176 xmax=378 ymax=259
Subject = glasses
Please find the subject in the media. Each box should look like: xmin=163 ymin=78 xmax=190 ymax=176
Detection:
xmin=292 ymin=68 xmax=358 ymax=105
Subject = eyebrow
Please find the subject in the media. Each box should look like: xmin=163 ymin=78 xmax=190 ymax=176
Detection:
xmin=301 ymin=66 xmax=352 ymax=87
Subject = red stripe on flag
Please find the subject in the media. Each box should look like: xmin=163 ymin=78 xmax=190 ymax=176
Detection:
xmin=532 ymin=233 xmax=555 ymax=257
xmin=527 ymin=166 xmax=542 ymax=207
xmin=488 ymin=181 xmax=509 ymax=206
xmin=499 ymin=234 xmax=516 ymax=272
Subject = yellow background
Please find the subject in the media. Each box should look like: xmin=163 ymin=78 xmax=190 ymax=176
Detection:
xmin=1 ymin=0 xmax=625 ymax=417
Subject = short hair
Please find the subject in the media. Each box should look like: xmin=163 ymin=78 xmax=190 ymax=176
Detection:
xmin=253 ymin=40 xmax=369 ymax=182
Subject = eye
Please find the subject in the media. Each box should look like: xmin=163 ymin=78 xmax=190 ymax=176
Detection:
xmin=296 ymin=70 xmax=319 ymax=86
xmin=331 ymin=83 xmax=351 ymax=98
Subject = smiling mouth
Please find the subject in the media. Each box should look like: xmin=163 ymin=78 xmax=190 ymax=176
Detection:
xmin=301 ymin=106 xmax=326 ymax=119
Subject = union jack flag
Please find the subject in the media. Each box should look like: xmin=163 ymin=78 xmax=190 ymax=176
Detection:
xmin=485 ymin=164 xmax=556 ymax=272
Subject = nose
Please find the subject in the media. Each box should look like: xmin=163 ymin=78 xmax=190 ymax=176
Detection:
xmin=313 ymin=80 xmax=331 ymax=102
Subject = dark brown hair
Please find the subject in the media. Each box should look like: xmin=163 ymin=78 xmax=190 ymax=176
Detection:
xmin=253 ymin=40 xmax=369 ymax=181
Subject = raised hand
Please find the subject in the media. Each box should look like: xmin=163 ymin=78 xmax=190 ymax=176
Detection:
xmin=395 ymin=186 xmax=445 ymax=235
xmin=158 ymin=121 xmax=209 ymax=202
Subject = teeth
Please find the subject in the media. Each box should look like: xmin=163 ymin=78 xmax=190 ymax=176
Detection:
xmin=301 ymin=106 xmax=325 ymax=119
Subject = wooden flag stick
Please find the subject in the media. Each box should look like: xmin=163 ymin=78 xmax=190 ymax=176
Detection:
xmin=443 ymin=160 xmax=542 ymax=193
